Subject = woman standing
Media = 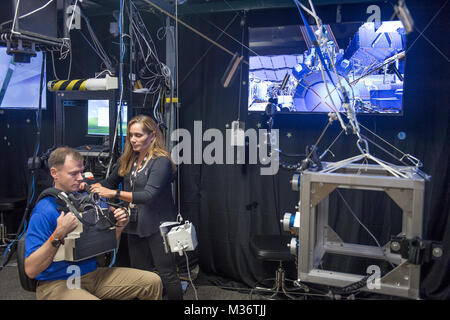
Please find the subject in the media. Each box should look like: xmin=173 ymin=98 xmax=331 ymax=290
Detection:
xmin=90 ymin=114 xmax=183 ymax=300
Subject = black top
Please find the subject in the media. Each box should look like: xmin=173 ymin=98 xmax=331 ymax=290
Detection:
xmin=100 ymin=156 xmax=177 ymax=238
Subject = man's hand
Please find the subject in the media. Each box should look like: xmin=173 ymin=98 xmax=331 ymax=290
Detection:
xmin=80 ymin=182 xmax=102 ymax=192
xmin=113 ymin=207 xmax=129 ymax=240
xmin=54 ymin=211 xmax=78 ymax=239
xmin=113 ymin=207 xmax=129 ymax=228
xmin=79 ymin=182 xmax=88 ymax=192
xmin=24 ymin=211 xmax=78 ymax=279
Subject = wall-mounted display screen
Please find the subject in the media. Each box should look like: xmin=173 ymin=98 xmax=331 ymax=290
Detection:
xmin=0 ymin=47 xmax=46 ymax=109
xmin=248 ymin=21 xmax=406 ymax=114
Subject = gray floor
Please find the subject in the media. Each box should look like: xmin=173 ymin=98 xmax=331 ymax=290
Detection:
xmin=0 ymin=255 xmax=406 ymax=301
xmin=0 ymin=254 xmax=250 ymax=300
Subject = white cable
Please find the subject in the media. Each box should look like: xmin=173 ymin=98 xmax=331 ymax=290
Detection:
xmin=66 ymin=0 xmax=79 ymax=39
xmin=106 ymin=0 xmax=125 ymax=177
xmin=50 ymin=51 xmax=59 ymax=80
xmin=308 ymin=0 xmax=318 ymax=16
xmin=80 ymin=12 xmax=113 ymax=71
xmin=181 ymin=0 xmax=260 ymax=58
xmin=297 ymin=1 xmax=347 ymax=127
xmin=318 ymin=59 xmax=347 ymax=129
xmin=297 ymin=0 xmax=315 ymax=17
xmin=1 ymin=0 xmax=53 ymax=32
xmin=59 ymin=38 xmax=71 ymax=63
xmin=131 ymin=22 xmax=154 ymax=71
xmin=11 ymin=0 xmax=21 ymax=34
xmin=95 ymin=69 xmax=113 ymax=78
xmin=67 ymin=46 xmax=72 ymax=80
xmin=131 ymin=2 xmax=162 ymax=64
xmin=301 ymin=0 xmax=368 ymax=154
xmin=131 ymin=7 xmax=169 ymax=86
xmin=156 ymin=26 xmax=167 ymax=40
xmin=130 ymin=11 xmax=168 ymax=94
xmin=79 ymin=30 xmax=110 ymax=67
xmin=359 ymin=123 xmax=423 ymax=169
xmin=237 ymin=16 xmax=245 ymax=121
xmin=18 ymin=0 xmax=55 ymax=20
xmin=336 ymin=189 xmax=396 ymax=269
xmin=323 ymin=42 xmax=362 ymax=139
xmin=183 ymin=250 xmax=198 ymax=300
xmin=175 ymin=0 xmax=183 ymax=221
xmin=132 ymin=21 xmax=154 ymax=61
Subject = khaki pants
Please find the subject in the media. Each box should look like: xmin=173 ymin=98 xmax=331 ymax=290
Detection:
xmin=36 ymin=267 xmax=162 ymax=300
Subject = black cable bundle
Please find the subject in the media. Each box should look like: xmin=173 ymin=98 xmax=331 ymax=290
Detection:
xmin=279 ymin=158 xmax=302 ymax=171
xmin=330 ymin=272 xmax=374 ymax=297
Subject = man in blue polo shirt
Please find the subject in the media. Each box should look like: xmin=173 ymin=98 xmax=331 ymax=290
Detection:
xmin=25 ymin=147 xmax=162 ymax=300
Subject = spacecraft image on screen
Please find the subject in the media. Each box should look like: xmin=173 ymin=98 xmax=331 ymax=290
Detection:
xmin=248 ymin=21 xmax=406 ymax=114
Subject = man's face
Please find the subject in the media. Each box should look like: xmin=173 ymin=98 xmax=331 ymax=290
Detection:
xmin=50 ymin=155 xmax=84 ymax=192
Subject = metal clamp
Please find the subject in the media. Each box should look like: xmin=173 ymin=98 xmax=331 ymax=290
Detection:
xmin=356 ymin=138 xmax=369 ymax=155
xmin=390 ymin=236 xmax=443 ymax=265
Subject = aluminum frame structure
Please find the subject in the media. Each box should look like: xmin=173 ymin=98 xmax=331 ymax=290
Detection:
xmin=296 ymin=162 xmax=426 ymax=299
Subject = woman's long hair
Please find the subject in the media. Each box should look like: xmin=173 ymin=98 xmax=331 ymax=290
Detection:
xmin=118 ymin=114 xmax=176 ymax=177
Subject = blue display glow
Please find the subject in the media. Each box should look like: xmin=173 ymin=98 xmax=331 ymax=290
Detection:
xmin=0 ymin=48 xmax=46 ymax=109
xmin=249 ymin=21 xmax=406 ymax=114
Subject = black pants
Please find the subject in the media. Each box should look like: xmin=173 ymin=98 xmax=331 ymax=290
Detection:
xmin=127 ymin=232 xmax=183 ymax=300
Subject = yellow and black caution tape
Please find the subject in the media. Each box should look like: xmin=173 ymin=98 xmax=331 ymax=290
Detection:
xmin=48 ymin=79 xmax=87 ymax=91
xmin=165 ymin=97 xmax=178 ymax=103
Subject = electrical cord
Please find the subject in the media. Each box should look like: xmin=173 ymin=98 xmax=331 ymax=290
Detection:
xmin=50 ymin=51 xmax=60 ymax=80
xmin=319 ymin=128 xmax=345 ymax=160
xmin=141 ymin=0 xmax=244 ymax=63
xmin=328 ymin=273 xmax=373 ymax=296
xmin=18 ymin=0 xmax=55 ymax=20
xmin=108 ymin=248 xmax=116 ymax=268
xmin=79 ymin=10 xmax=114 ymax=72
xmin=294 ymin=0 xmax=368 ymax=154
xmin=0 ymin=221 xmax=27 ymax=271
xmin=130 ymin=3 xmax=172 ymax=96
xmin=83 ymin=202 xmax=128 ymax=229
xmin=131 ymin=23 xmax=165 ymax=93
xmin=131 ymin=3 xmax=162 ymax=63
xmin=77 ymin=30 xmax=110 ymax=73
xmin=336 ymin=189 xmax=396 ymax=269
xmin=66 ymin=45 xmax=72 ymax=80
xmin=106 ymin=0 xmax=126 ymax=177
xmin=11 ymin=0 xmax=21 ymax=34
xmin=2 ymin=0 xmax=56 ymax=32
xmin=183 ymin=250 xmax=198 ymax=300
xmin=179 ymin=13 xmax=239 ymax=87
xmin=180 ymin=0 xmax=259 ymax=58
xmin=359 ymin=123 xmax=423 ymax=168
xmin=53 ymin=0 xmax=78 ymax=81
xmin=65 ymin=0 xmax=79 ymax=40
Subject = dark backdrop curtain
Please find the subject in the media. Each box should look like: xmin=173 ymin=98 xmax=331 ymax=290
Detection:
xmin=0 ymin=0 xmax=447 ymax=300
xmin=178 ymin=0 xmax=450 ymax=299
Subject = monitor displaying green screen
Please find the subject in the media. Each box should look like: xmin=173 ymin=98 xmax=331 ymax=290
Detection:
xmin=87 ymin=99 xmax=127 ymax=136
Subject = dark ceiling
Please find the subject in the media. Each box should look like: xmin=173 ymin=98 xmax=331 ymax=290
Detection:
xmin=80 ymin=0 xmax=382 ymax=17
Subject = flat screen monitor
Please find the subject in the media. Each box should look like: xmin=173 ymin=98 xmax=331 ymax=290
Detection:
xmin=87 ymin=100 xmax=128 ymax=136
xmin=248 ymin=21 xmax=406 ymax=114
xmin=0 ymin=47 xmax=46 ymax=109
